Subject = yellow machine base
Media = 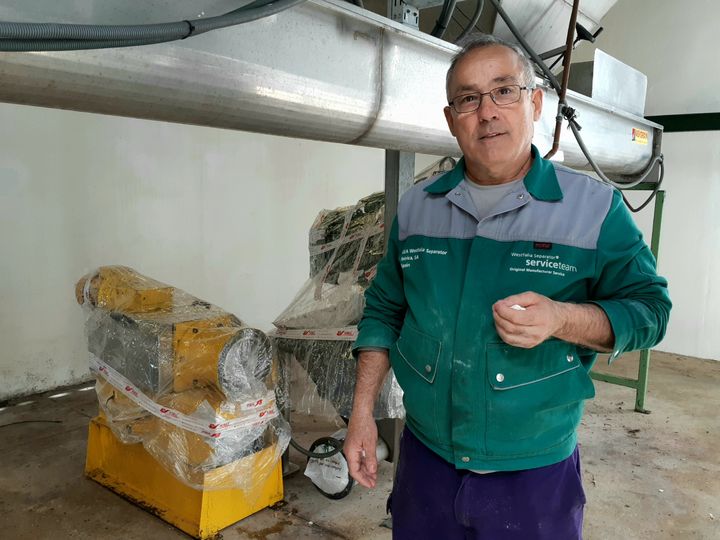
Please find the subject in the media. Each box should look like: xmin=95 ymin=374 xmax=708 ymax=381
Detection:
xmin=85 ymin=417 xmax=284 ymax=539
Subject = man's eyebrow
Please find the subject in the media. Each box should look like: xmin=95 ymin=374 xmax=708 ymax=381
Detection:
xmin=493 ymin=75 xmax=518 ymax=84
xmin=453 ymin=75 xmax=520 ymax=94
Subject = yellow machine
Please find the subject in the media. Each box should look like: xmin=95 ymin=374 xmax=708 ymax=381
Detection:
xmin=76 ymin=266 xmax=287 ymax=539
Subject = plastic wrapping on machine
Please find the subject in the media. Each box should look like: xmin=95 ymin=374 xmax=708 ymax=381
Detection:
xmin=76 ymin=266 xmax=289 ymax=492
xmin=273 ymin=192 xmax=385 ymax=329
xmin=271 ymin=191 xmax=404 ymax=421
xmin=274 ymin=335 xmax=403 ymax=419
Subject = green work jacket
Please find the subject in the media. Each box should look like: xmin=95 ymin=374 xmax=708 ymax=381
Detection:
xmin=353 ymin=146 xmax=671 ymax=471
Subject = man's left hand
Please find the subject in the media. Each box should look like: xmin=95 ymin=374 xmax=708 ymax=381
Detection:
xmin=492 ymin=291 xmax=567 ymax=348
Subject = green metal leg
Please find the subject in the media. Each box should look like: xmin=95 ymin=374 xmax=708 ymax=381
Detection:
xmin=635 ymin=349 xmax=651 ymax=413
xmin=634 ymin=190 xmax=665 ymax=413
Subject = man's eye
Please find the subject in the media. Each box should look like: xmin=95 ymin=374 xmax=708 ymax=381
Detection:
xmin=459 ymin=94 xmax=479 ymax=104
xmin=496 ymin=86 xmax=513 ymax=96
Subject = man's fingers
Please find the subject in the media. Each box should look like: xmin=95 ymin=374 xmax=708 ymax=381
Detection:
xmin=346 ymin=449 xmax=361 ymax=474
xmin=352 ymin=453 xmax=377 ymax=488
xmin=344 ymin=437 xmax=378 ymax=488
xmin=364 ymin=451 xmax=378 ymax=474
xmin=493 ymin=301 xmax=542 ymax=327
xmin=344 ymin=413 xmax=380 ymax=488
xmin=361 ymin=460 xmax=378 ymax=488
xmin=493 ymin=308 xmax=527 ymax=332
xmin=497 ymin=291 xmax=538 ymax=308
xmin=494 ymin=311 xmax=542 ymax=348
xmin=347 ymin=450 xmax=370 ymax=487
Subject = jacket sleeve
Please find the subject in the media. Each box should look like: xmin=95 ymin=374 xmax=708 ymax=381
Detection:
xmin=352 ymin=217 xmax=408 ymax=356
xmin=589 ymin=189 xmax=672 ymax=360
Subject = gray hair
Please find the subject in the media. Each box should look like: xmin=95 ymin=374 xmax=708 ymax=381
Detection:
xmin=446 ymin=33 xmax=536 ymax=100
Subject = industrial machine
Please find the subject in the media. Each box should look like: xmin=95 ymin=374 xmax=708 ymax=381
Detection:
xmin=76 ymin=266 xmax=289 ymax=539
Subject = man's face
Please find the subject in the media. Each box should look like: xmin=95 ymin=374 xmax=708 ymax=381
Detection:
xmin=444 ymin=46 xmax=543 ymax=177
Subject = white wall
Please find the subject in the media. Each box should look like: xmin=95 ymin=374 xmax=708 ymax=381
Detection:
xmin=573 ymin=0 xmax=720 ymax=360
xmin=0 ymin=104 xmax=387 ymax=400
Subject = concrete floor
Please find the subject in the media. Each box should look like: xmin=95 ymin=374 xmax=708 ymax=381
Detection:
xmin=0 ymin=351 xmax=718 ymax=539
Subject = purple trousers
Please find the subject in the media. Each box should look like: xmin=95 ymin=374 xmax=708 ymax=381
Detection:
xmin=388 ymin=427 xmax=585 ymax=540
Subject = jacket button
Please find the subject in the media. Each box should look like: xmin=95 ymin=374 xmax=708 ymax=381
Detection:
xmin=461 ymin=456 xmax=470 ymax=463
xmin=517 ymin=193 xmax=525 ymax=200
xmin=567 ymin=354 xmax=574 ymax=362
xmin=496 ymin=373 xmax=505 ymax=382
xmin=425 ymin=364 xmax=432 ymax=373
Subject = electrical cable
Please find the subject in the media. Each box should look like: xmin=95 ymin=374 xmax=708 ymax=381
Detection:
xmin=0 ymin=0 xmax=281 ymax=40
xmin=289 ymin=436 xmax=344 ymax=459
xmin=621 ymin=162 xmax=664 ymax=213
xmin=455 ymin=0 xmax=484 ymax=43
xmin=0 ymin=37 xmax=172 ymax=52
xmin=568 ymin=121 xmax=663 ymax=190
xmin=432 ymin=0 xmax=458 ymax=39
xmin=0 ymin=0 xmax=307 ymax=52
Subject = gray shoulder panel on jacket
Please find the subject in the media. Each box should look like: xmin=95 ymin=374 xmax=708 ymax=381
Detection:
xmin=492 ymin=165 xmax=614 ymax=249
xmin=396 ymin=165 xmax=615 ymax=250
xmin=397 ymin=175 xmax=477 ymax=242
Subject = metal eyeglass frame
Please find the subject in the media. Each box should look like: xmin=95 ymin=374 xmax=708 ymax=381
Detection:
xmin=448 ymin=85 xmax=534 ymax=114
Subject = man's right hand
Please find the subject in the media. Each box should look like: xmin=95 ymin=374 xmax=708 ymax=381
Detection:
xmin=344 ymin=413 xmax=379 ymax=488
xmin=345 ymin=349 xmax=390 ymax=489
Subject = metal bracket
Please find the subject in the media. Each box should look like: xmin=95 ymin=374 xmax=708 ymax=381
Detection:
xmin=389 ymin=0 xmax=419 ymax=29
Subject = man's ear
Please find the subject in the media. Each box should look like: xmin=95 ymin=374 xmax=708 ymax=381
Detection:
xmin=444 ymin=106 xmax=456 ymax=136
xmin=531 ymin=88 xmax=543 ymax=121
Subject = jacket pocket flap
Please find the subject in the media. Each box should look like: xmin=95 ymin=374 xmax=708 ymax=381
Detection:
xmin=396 ymin=324 xmax=442 ymax=384
xmin=486 ymin=339 xmax=579 ymax=390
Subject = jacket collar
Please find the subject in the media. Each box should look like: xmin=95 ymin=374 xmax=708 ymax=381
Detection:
xmin=424 ymin=145 xmax=563 ymax=202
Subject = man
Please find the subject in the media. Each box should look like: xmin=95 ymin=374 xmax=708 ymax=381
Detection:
xmin=343 ymin=34 xmax=671 ymax=539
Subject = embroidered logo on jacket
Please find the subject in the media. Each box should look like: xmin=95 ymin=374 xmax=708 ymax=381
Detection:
xmin=400 ymin=247 xmax=448 ymax=269
xmin=509 ymin=251 xmax=577 ymax=277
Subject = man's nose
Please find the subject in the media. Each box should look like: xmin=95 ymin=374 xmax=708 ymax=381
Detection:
xmin=476 ymin=94 xmax=499 ymax=120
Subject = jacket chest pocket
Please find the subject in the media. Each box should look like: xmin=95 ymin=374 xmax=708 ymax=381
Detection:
xmin=390 ymin=323 xmax=442 ymax=441
xmin=485 ymin=339 xmax=596 ymax=456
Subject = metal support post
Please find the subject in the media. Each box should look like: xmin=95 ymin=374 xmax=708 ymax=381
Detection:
xmin=384 ymin=150 xmax=416 ymax=242
xmin=634 ymin=189 xmax=665 ymax=412
xmin=382 ymin=151 xmax=415 ymax=454
xmin=378 ymin=148 xmax=415 ymax=529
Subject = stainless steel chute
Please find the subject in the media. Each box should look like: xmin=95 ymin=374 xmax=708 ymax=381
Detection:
xmin=0 ymin=0 xmax=660 ymax=176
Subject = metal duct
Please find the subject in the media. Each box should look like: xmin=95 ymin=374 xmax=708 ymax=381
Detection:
xmin=0 ymin=0 xmax=660 ymax=174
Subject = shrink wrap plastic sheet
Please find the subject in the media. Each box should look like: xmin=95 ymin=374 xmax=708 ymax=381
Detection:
xmin=271 ymin=192 xmax=404 ymax=420
xmin=274 ymin=336 xmax=403 ymax=419
xmin=76 ymin=266 xmax=289 ymax=492
xmin=274 ymin=192 xmax=385 ymax=329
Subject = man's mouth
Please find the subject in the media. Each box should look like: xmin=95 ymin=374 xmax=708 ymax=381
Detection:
xmin=479 ymin=131 xmax=505 ymax=140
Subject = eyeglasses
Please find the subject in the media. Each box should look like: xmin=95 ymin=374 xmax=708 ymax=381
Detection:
xmin=448 ymin=85 xmax=533 ymax=113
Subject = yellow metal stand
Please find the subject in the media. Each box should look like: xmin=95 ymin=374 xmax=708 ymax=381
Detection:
xmin=85 ymin=417 xmax=284 ymax=539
